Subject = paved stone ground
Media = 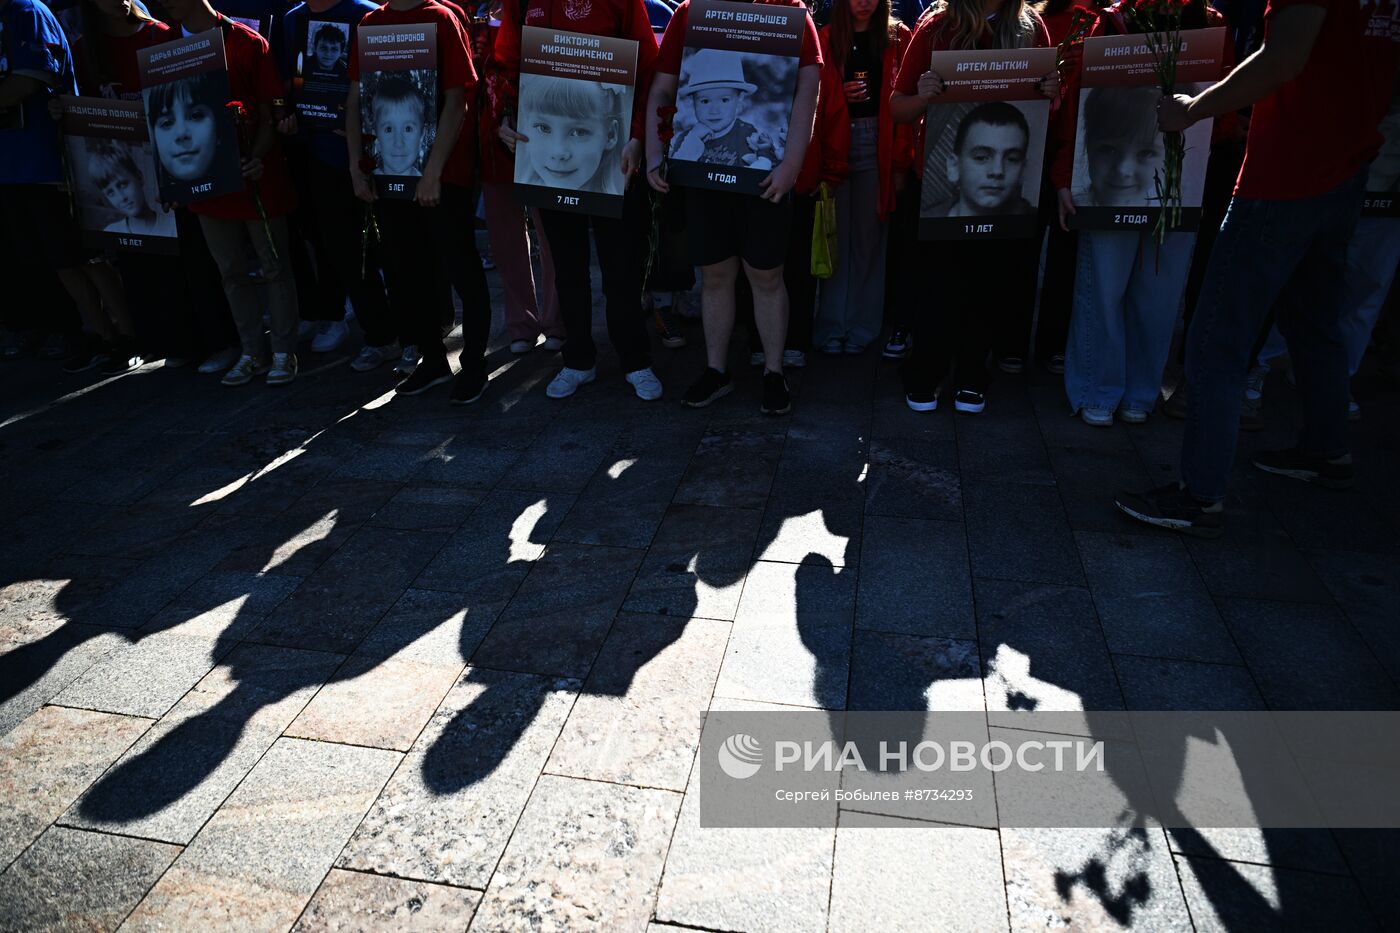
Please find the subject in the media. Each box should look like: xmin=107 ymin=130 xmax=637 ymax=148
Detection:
xmin=1 ymin=267 xmax=1398 ymax=931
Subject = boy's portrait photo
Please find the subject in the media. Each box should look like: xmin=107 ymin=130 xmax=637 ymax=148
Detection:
xmin=359 ymin=69 xmax=436 ymax=180
xmin=77 ymin=138 xmax=177 ymax=238
xmin=920 ymin=97 xmax=1048 ymax=231
xmin=670 ymin=47 xmax=795 ymax=172
xmin=1070 ymin=83 xmax=1211 ymax=210
xmin=926 ymin=101 xmax=1039 ymax=218
xmin=306 ymin=20 xmax=350 ymax=79
xmin=142 ymin=70 xmax=241 ymax=200
xmin=515 ymin=75 xmax=629 ymax=197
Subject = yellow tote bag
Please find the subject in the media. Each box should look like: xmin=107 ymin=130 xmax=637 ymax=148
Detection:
xmin=811 ymin=182 xmax=837 ymax=279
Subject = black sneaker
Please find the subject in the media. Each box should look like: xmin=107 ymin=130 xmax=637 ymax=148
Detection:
xmin=883 ymin=329 xmax=911 ymax=359
xmin=99 ymin=338 xmax=142 ymax=375
xmin=450 ymin=370 xmax=487 ymax=405
xmin=997 ymin=357 xmax=1025 ymax=375
xmin=681 ymin=367 xmax=733 ymax=408
xmin=953 ymin=389 xmax=986 ymax=413
xmin=1251 ymin=448 xmax=1355 ymax=489
xmin=1114 ymin=482 xmax=1224 ymax=539
xmin=396 ymin=356 xmax=453 ymax=396
xmin=760 ymin=370 xmax=791 ymax=415
xmin=61 ymin=337 xmax=111 ymax=374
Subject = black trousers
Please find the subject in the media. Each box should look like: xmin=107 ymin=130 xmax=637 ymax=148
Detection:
xmin=646 ymin=185 xmax=696 ymax=295
xmin=538 ymin=182 xmax=651 ymax=374
xmin=375 ymin=183 xmax=490 ymax=380
xmin=902 ymin=239 xmax=1033 ymax=395
xmin=740 ymin=190 xmax=817 ymax=352
xmin=306 ymin=162 xmax=394 ymax=346
xmin=1035 ymin=220 xmax=1077 ymax=363
xmin=883 ymin=179 xmax=920 ymax=330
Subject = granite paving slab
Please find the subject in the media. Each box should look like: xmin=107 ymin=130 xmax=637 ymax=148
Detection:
xmin=286 ymin=655 xmax=462 ymax=751
xmin=338 ymin=667 xmax=578 ymax=889
xmin=0 ymin=826 xmax=180 ymax=933
xmin=0 ymin=619 xmax=129 ymax=739
xmin=829 ymin=816 xmax=1007 ymax=932
xmin=0 ymin=706 xmax=151 ymax=870
xmin=1174 ymin=855 xmax=1378 ymax=931
xmin=964 ymin=482 xmax=1085 ymax=587
xmin=552 ymin=452 xmax=693 ymax=549
xmin=292 ymin=869 xmax=482 ymax=932
xmin=855 ymin=516 xmax=973 ymax=639
xmin=51 ymin=632 xmax=231 ymax=720
xmin=472 ymin=543 xmax=645 ymax=679
xmin=471 ymin=775 xmax=681 ymax=932
xmin=248 ymin=526 xmax=449 ymax=654
xmin=714 ymin=557 xmax=855 ymax=710
xmin=61 ymin=643 xmax=343 ymax=844
xmin=122 ymin=738 xmax=399 ymax=932
xmin=864 ymin=436 xmax=962 ymax=523
xmin=1001 ymin=827 xmax=1192 ymax=931
xmin=1302 ymin=548 xmax=1400 ymax=682
xmin=413 ymin=488 xmax=575 ymax=599
xmin=144 ymin=570 xmax=301 ymax=640
xmin=623 ymin=504 xmax=762 ymax=621
xmin=1075 ymin=531 xmax=1242 ymax=664
xmin=355 ymin=587 xmax=506 ymax=667
xmin=546 ymin=614 xmax=729 ymax=790
xmin=846 ymin=629 xmax=984 ymax=713
xmin=368 ymin=484 xmax=483 ymax=532
xmin=672 ymin=429 xmax=785 ymax=511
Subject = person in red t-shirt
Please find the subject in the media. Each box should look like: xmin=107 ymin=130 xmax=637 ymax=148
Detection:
xmin=160 ymin=0 xmax=302 ymax=387
xmin=347 ymin=0 xmax=494 ymax=402
xmin=889 ymin=0 xmax=1058 ymax=417
xmin=645 ymin=0 xmax=824 ymax=416
xmin=493 ymin=0 xmax=664 ymax=402
xmin=1114 ymin=0 xmax=1399 ymax=538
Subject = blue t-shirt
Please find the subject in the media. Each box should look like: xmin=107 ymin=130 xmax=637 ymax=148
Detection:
xmin=0 ymin=0 xmax=78 ymax=184
xmin=279 ymin=0 xmax=376 ymax=167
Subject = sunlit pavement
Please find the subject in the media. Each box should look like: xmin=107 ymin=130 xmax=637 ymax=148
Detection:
xmin=1 ymin=285 xmax=1397 ymax=931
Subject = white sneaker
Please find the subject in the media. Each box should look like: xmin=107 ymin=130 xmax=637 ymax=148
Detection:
xmin=546 ymin=366 xmax=596 ymax=399
xmin=351 ymin=342 xmax=399 ymax=372
xmin=625 ymin=367 xmax=663 ymax=401
xmin=221 ymin=354 xmax=269 ymax=386
xmin=542 ymin=336 xmax=565 ymax=352
xmin=197 ymin=347 xmax=240 ymax=374
xmin=783 ymin=349 xmax=806 ymax=368
xmin=310 ymin=319 xmax=348 ymax=353
xmin=394 ymin=346 xmax=421 ymax=375
xmin=509 ymin=338 xmax=537 ymax=354
xmin=267 ymin=352 xmax=297 ymax=385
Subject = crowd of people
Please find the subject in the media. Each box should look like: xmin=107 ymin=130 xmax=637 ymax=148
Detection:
xmin=0 ymin=0 xmax=1396 ymax=537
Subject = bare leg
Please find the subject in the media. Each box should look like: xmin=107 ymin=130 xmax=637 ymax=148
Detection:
xmin=745 ymin=261 xmax=788 ymax=375
xmin=701 ymin=257 xmax=739 ymax=371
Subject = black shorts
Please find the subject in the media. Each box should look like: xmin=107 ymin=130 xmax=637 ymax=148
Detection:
xmin=0 ymin=184 xmax=85 ymax=270
xmin=685 ymin=187 xmax=792 ymax=270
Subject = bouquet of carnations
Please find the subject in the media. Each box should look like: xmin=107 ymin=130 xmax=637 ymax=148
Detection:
xmin=1122 ymin=0 xmax=1190 ymax=243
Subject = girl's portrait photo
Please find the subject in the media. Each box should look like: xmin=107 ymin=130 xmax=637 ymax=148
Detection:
xmin=515 ymin=75 xmax=627 ymax=196
xmin=362 ymin=70 xmax=435 ymax=178
xmin=143 ymin=70 xmax=234 ymax=190
xmin=83 ymin=138 xmax=177 ymax=237
xmin=1071 ymin=83 xmax=1211 ymax=210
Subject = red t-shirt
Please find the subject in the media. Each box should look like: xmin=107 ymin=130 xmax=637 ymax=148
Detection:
xmin=493 ymin=0 xmax=659 ymax=142
xmin=74 ymin=20 xmax=175 ymax=100
xmin=1235 ymin=0 xmax=1399 ymax=200
xmin=189 ymin=17 xmax=298 ymax=220
xmin=655 ymin=0 xmax=823 ymax=75
xmin=348 ymin=0 xmax=480 ymax=188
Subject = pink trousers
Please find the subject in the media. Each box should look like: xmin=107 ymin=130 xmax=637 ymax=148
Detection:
xmin=481 ymin=181 xmax=562 ymax=342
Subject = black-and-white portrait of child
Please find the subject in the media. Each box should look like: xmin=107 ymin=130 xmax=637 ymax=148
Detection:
xmin=516 ymin=75 xmax=628 ymax=196
xmin=670 ymin=47 xmax=794 ymax=171
xmin=143 ymin=70 xmax=241 ymax=199
xmin=360 ymin=69 xmax=436 ymax=179
xmin=307 ymin=20 xmax=350 ymax=79
xmin=76 ymin=138 xmax=177 ymax=238
xmin=922 ymin=100 xmax=1045 ymax=218
xmin=1070 ymin=82 xmax=1211 ymax=209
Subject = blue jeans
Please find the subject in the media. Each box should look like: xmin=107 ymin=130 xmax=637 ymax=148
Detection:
xmin=1065 ymin=229 xmax=1196 ymax=414
xmin=1180 ymin=169 xmax=1366 ymax=502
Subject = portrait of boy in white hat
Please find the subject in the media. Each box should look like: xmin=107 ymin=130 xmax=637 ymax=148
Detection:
xmin=671 ymin=49 xmax=780 ymax=170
